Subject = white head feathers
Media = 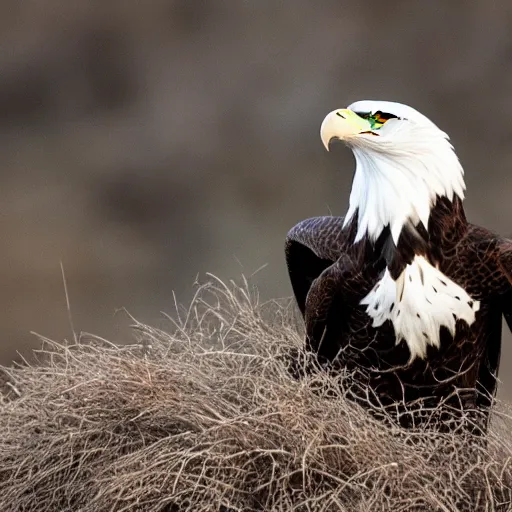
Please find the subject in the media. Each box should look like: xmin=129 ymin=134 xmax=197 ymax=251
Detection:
xmin=321 ymin=100 xmax=466 ymax=244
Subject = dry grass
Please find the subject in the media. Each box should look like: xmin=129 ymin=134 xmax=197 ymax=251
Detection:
xmin=0 ymin=276 xmax=512 ymax=511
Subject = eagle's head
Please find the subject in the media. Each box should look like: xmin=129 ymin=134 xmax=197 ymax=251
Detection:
xmin=320 ymin=100 xmax=466 ymax=244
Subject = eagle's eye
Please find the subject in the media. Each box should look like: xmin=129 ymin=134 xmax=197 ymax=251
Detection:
xmin=357 ymin=110 xmax=400 ymax=130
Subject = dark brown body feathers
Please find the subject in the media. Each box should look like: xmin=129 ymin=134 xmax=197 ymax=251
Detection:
xmin=286 ymin=196 xmax=512 ymax=431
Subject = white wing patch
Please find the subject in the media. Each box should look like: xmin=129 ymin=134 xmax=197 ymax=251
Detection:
xmin=360 ymin=256 xmax=480 ymax=362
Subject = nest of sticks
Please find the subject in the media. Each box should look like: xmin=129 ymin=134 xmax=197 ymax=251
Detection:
xmin=1 ymin=276 xmax=511 ymax=511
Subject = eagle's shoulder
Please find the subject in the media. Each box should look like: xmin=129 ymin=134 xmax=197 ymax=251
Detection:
xmin=465 ymin=223 xmax=512 ymax=293
xmin=463 ymin=224 xmax=509 ymax=253
xmin=285 ymin=216 xmax=349 ymax=262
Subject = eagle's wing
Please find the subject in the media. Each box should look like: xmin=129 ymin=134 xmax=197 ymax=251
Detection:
xmin=285 ymin=216 xmax=347 ymax=316
xmin=498 ymin=237 xmax=512 ymax=332
xmin=475 ymin=235 xmax=512 ymax=410
xmin=285 ymin=216 xmax=361 ymax=361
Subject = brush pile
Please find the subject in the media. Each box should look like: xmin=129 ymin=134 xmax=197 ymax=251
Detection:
xmin=1 ymin=277 xmax=511 ymax=511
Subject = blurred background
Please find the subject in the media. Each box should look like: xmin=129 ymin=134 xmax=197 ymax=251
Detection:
xmin=2 ymin=1 xmax=512 ymax=396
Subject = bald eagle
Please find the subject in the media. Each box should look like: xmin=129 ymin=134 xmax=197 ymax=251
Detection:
xmin=285 ymin=100 xmax=512 ymax=432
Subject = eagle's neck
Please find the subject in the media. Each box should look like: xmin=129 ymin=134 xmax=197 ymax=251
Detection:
xmin=343 ymin=130 xmax=466 ymax=245
xmin=345 ymin=195 xmax=468 ymax=272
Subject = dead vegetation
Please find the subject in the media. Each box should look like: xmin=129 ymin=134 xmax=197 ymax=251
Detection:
xmin=0 ymin=276 xmax=511 ymax=511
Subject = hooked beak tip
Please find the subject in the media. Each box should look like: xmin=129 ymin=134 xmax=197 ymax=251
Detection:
xmin=322 ymin=136 xmax=336 ymax=152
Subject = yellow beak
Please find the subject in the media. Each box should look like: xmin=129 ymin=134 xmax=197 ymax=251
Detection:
xmin=320 ymin=109 xmax=371 ymax=151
